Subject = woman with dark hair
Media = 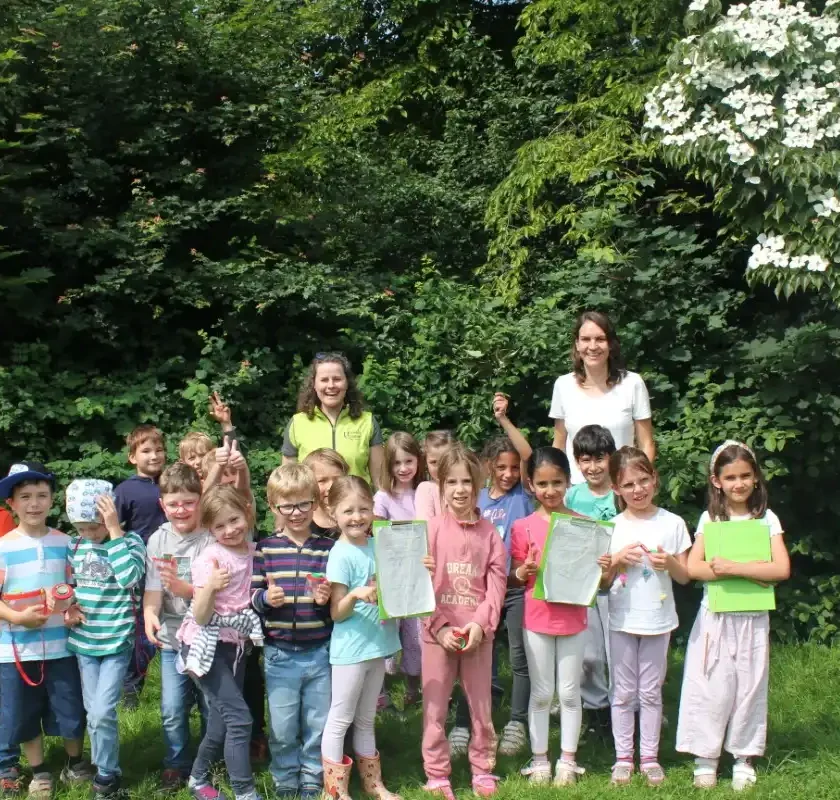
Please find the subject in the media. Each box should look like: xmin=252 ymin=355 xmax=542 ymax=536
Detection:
xmin=550 ymin=312 xmax=655 ymax=485
xmin=281 ymin=353 xmax=384 ymax=487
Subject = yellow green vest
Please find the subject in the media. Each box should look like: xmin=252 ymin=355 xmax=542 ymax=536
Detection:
xmin=289 ymin=408 xmax=375 ymax=485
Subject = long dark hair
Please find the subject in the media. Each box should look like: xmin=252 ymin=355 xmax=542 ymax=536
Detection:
xmin=571 ymin=311 xmax=627 ymax=388
xmin=524 ymin=447 xmax=571 ymax=483
xmin=296 ymin=353 xmax=366 ymax=420
xmin=707 ymin=442 xmax=768 ymax=521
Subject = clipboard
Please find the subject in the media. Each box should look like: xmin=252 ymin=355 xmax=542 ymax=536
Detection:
xmin=372 ymin=520 xmax=436 ymax=620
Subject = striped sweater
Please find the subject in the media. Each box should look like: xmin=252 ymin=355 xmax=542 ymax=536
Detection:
xmin=251 ymin=531 xmax=333 ymax=649
xmin=67 ymin=532 xmax=146 ymax=657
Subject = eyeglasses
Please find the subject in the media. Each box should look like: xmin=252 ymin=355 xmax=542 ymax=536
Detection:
xmin=618 ymin=477 xmax=654 ymax=492
xmin=275 ymin=500 xmax=315 ymax=516
xmin=163 ymin=500 xmax=198 ymax=512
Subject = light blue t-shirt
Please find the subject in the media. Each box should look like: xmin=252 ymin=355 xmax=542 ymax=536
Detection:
xmin=326 ymin=539 xmax=400 ymax=666
xmin=478 ymin=482 xmax=533 ymax=572
xmin=565 ymin=482 xmax=617 ymax=522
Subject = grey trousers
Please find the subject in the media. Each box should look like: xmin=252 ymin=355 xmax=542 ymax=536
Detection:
xmin=580 ymin=594 xmax=611 ymax=710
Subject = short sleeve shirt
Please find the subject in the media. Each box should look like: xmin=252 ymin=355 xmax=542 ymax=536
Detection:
xmin=607 ymin=508 xmax=691 ymax=635
xmin=549 ymin=371 xmax=652 ymax=484
xmin=478 ymin=483 xmax=534 ymax=569
xmin=565 ymin=483 xmax=618 ymax=522
xmin=326 ymin=539 xmax=399 ymax=665
xmin=373 ymin=489 xmax=416 ymax=521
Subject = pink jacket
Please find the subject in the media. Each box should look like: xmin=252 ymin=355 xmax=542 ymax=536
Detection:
xmin=424 ymin=513 xmax=507 ymax=643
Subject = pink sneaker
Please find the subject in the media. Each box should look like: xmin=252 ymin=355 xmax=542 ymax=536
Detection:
xmin=471 ymin=774 xmax=500 ymax=797
xmin=423 ymin=779 xmax=456 ymax=800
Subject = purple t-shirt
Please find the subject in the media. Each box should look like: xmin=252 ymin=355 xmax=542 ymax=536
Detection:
xmin=373 ymin=488 xmax=416 ymax=521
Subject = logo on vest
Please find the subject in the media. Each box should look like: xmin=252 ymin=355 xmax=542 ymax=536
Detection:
xmin=343 ymin=430 xmax=363 ymax=441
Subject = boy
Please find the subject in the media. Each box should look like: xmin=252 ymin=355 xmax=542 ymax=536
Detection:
xmin=115 ymin=424 xmax=166 ymax=707
xmin=65 ymin=479 xmax=146 ymax=799
xmin=179 ymin=433 xmax=214 ymax=479
xmin=0 ymin=462 xmax=92 ymax=799
xmin=564 ymin=424 xmax=617 ymax=738
xmin=144 ymin=463 xmax=211 ymax=792
xmin=252 ymin=464 xmax=333 ymax=800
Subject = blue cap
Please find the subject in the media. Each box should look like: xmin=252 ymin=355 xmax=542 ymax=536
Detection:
xmin=0 ymin=461 xmax=56 ymax=500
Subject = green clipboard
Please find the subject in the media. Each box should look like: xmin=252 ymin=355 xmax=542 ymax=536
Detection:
xmin=704 ymin=520 xmax=776 ymax=612
xmin=372 ymin=520 xmax=435 ymax=621
xmin=533 ymin=513 xmax=613 ymax=606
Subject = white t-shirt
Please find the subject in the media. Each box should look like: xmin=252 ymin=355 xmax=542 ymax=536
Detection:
xmin=608 ymin=508 xmax=692 ymax=635
xmin=549 ymin=371 xmax=652 ymax=484
xmin=695 ymin=509 xmax=783 ymax=610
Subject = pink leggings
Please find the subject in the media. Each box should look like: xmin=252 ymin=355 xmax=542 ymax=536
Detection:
xmin=610 ymin=631 xmax=670 ymax=762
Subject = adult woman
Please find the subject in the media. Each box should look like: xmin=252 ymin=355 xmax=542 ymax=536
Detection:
xmin=550 ymin=311 xmax=655 ymax=485
xmin=281 ymin=353 xmax=384 ymax=487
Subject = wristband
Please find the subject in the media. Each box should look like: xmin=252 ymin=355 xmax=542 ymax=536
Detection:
xmin=515 ymin=566 xmax=526 ymax=582
xmin=262 ymin=589 xmax=270 ymax=605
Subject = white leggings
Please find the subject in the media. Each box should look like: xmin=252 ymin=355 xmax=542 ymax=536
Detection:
xmin=523 ymin=629 xmax=585 ymax=755
xmin=321 ymin=657 xmax=386 ymax=762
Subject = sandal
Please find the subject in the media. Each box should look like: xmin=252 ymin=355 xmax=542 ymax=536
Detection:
xmin=611 ymin=762 xmax=634 ymax=786
xmin=640 ymin=762 xmax=666 ymax=787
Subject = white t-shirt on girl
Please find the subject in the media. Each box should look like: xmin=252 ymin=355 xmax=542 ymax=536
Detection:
xmin=608 ymin=507 xmax=691 ymax=636
xmin=549 ymin=371 xmax=652 ymax=484
xmin=695 ymin=509 xmax=783 ymax=610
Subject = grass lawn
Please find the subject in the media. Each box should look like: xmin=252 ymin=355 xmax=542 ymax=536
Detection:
xmin=37 ymin=644 xmax=840 ymax=800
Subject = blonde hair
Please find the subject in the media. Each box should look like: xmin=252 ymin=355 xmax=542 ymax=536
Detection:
xmin=383 ymin=432 xmax=424 ymax=493
xmin=200 ymin=484 xmax=255 ymax=530
xmin=179 ymin=432 xmax=214 ymax=462
xmin=159 ymin=462 xmax=202 ymax=497
xmin=266 ymin=463 xmax=319 ymax=508
xmin=327 ymin=475 xmax=374 ymax=511
xmin=126 ymin=424 xmax=165 ymax=456
xmin=436 ymin=443 xmax=482 ymax=507
xmin=609 ymin=446 xmax=658 ymax=512
xmin=303 ymin=448 xmax=350 ymax=476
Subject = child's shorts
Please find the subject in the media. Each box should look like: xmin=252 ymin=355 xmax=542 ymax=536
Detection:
xmin=0 ymin=656 xmax=85 ymax=745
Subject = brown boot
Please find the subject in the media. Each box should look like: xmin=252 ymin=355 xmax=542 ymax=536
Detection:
xmin=357 ymin=752 xmax=402 ymax=800
xmin=323 ymin=756 xmax=353 ymax=800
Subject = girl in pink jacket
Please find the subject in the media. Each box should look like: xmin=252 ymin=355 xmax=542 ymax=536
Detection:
xmin=421 ymin=443 xmax=507 ymax=800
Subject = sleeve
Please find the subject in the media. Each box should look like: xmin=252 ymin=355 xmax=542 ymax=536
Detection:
xmin=280 ymin=418 xmax=298 ymax=458
xmin=145 ymin=533 xmax=162 ymax=591
xmin=104 ymin=534 xmax=146 ymax=589
xmin=472 ymin=530 xmax=507 ymax=635
xmin=765 ymin=510 xmax=784 ymax=536
xmin=548 ymin=375 xmax=566 ymax=420
xmin=672 ymin=517 xmax=692 ymax=555
xmin=694 ymin=511 xmax=711 ymax=537
xmin=425 ymin=519 xmax=452 ymax=638
xmin=509 ymin=520 xmax=527 ymax=563
xmin=114 ymin=484 xmax=132 ymax=530
xmin=373 ymin=491 xmax=390 ymax=519
xmin=250 ymin=543 xmax=268 ymax=613
xmin=369 ymin=415 xmax=384 ymax=446
xmin=631 ymin=373 xmax=652 ymax=421
xmin=415 ymin=482 xmax=438 ymax=522
xmin=326 ymin=547 xmax=353 ymax=588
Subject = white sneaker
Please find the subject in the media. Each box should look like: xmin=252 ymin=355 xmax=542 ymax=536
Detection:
xmin=520 ymin=759 xmax=551 ymax=785
xmin=553 ymin=759 xmax=585 ymax=787
xmin=497 ymin=721 xmax=528 ymax=756
xmin=732 ymin=761 xmax=756 ymax=792
xmin=448 ymin=726 xmax=470 ymax=758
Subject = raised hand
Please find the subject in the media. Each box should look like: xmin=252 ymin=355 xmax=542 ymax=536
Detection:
xmin=215 ymin=436 xmax=232 ymax=467
xmin=492 ymin=392 xmax=509 ymax=420
xmin=265 ymin=575 xmax=286 ymax=608
xmin=208 ymin=558 xmax=231 ymax=591
xmin=227 ymin=439 xmax=246 ymax=472
xmin=209 ymin=391 xmax=232 ymax=426
xmin=96 ymin=494 xmax=123 ymax=539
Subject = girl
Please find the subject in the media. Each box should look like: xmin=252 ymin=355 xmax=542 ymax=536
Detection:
xmin=509 ymin=448 xmax=608 ymax=786
xmin=321 ymin=477 xmax=402 ymax=800
xmin=414 ymin=430 xmax=454 ymax=521
xmin=176 ymin=486 xmax=262 ymax=800
xmin=304 ymin=448 xmax=350 ymax=538
xmin=422 ymin=444 xmax=507 ymax=800
xmin=606 ymin=447 xmax=691 ymax=787
xmin=374 ymin=433 xmax=425 ymax=706
xmin=676 ymin=441 xmax=790 ymax=791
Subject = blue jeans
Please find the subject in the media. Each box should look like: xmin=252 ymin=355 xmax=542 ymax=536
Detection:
xmin=264 ymin=643 xmax=331 ymax=792
xmin=160 ymin=648 xmax=208 ymax=773
xmin=77 ymin=650 xmax=133 ymax=779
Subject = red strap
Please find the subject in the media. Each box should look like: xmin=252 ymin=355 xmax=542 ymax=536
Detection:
xmin=6 ymin=589 xmax=47 ymax=688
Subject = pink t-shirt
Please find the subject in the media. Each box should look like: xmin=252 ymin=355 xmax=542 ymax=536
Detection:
xmin=415 ymin=481 xmax=442 ymax=521
xmin=373 ymin=488 xmax=416 ymax=521
xmin=177 ymin=541 xmax=254 ymax=645
xmin=510 ymin=513 xmax=587 ymax=637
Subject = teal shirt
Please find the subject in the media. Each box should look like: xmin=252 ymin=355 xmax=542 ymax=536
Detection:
xmin=326 ymin=539 xmax=399 ymax=666
xmin=565 ymin=483 xmax=617 ymax=522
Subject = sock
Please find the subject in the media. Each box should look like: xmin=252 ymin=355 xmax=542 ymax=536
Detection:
xmin=560 ymin=753 xmax=577 ymax=765
xmin=641 ymin=756 xmax=659 ymax=765
xmin=532 ymin=754 xmax=549 ymax=765
xmin=734 ymin=757 xmax=752 ymax=768
xmin=695 ymin=757 xmax=718 ymax=773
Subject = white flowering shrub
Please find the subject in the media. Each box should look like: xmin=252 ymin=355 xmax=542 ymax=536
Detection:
xmin=645 ymin=0 xmax=840 ymax=297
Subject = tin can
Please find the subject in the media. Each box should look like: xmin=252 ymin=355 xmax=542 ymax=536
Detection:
xmin=305 ymin=572 xmax=326 ymax=598
xmin=51 ymin=583 xmax=74 ymax=613
xmin=453 ymin=629 xmax=468 ymax=650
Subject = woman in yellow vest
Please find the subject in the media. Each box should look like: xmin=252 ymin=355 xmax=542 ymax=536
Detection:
xmin=281 ymin=353 xmax=384 ymax=487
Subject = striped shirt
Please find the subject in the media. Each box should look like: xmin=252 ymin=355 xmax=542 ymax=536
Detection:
xmin=67 ymin=532 xmax=146 ymax=657
xmin=0 ymin=528 xmax=73 ymax=663
xmin=251 ymin=532 xmax=333 ymax=649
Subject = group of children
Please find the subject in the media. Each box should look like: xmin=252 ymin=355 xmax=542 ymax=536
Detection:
xmin=0 ymin=392 xmax=790 ymax=800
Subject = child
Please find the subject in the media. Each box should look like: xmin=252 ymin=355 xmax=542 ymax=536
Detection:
xmin=65 ymin=479 xmax=146 ymax=799
xmin=180 ymin=433 xmax=215 ymax=479
xmin=176 ymin=486 xmax=262 ymax=800
xmin=606 ymin=446 xmax=691 ymax=787
xmin=422 ymin=444 xmax=507 ymax=800
xmin=321 ymin=476 xmax=403 ymax=800
xmin=144 ymin=463 xmax=211 ymax=791
xmin=414 ymin=430 xmax=454 ymax=522
xmin=374 ymin=432 xmax=424 ymax=707
xmin=0 ymin=462 xmax=92 ymax=799
xmin=564 ymin=424 xmax=617 ymax=737
xmin=115 ymin=423 xmax=167 ymax=707
xmin=676 ymin=441 xmax=790 ymax=791
xmin=303 ymin=449 xmax=349 ymax=538
xmin=509 ymin=448 xmax=607 ymax=786
xmin=253 ymin=464 xmax=334 ymax=799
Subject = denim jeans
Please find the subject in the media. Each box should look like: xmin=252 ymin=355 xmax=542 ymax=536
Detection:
xmin=161 ymin=648 xmax=208 ymax=773
xmin=264 ymin=643 xmax=331 ymax=792
xmin=77 ymin=649 xmax=133 ymax=779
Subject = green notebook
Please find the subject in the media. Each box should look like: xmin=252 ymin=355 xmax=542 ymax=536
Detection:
xmin=704 ymin=519 xmax=776 ymax=612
